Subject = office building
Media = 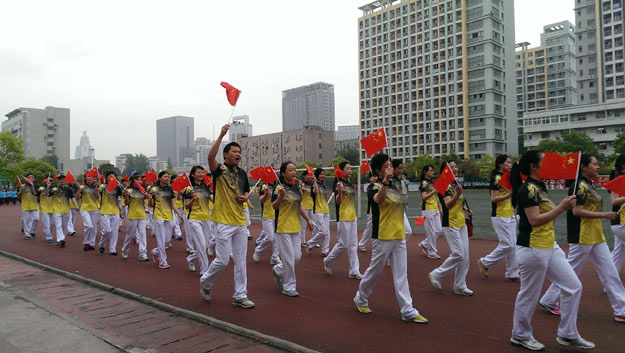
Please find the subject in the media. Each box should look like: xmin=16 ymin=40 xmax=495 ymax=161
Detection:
xmin=358 ymin=0 xmax=518 ymax=161
xmin=148 ymin=156 xmax=168 ymax=172
xmin=156 ymin=116 xmax=195 ymax=168
xmin=282 ymin=82 xmax=335 ymax=133
xmin=74 ymin=131 xmax=95 ymax=160
xmin=229 ymin=115 xmax=253 ymax=141
xmin=335 ymin=125 xmax=360 ymax=155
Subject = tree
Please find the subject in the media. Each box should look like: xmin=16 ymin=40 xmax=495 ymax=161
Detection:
xmin=409 ymin=154 xmax=440 ymax=180
xmin=0 ymin=131 xmax=24 ymax=173
xmin=336 ymin=146 xmax=359 ymax=165
xmin=123 ymin=154 xmax=149 ymax=175
xmin=614 ymin=132 xmax=625 ymax=155
xmin=99 ymin=163 xmax=120 ymax=176
xmin=475 ymin=154 xmax=495 ymax=178
xmin=536 ymin=130 xmax=599 ymax=157
xmin=40 ymin=155 xmax=59 ymax=169
xmin=459 ymin=159 xmax=479 ymax=181
xmin=7 ymin=158 xmax=56 ymax=186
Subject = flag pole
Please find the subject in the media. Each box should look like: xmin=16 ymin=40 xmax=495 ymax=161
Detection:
xmin=327 ymin=192 xmax=335 ymax=205
xmin=251 ymin=178 xmax=262 ymax=193
xmin=227 ymin=105 xmax=237 ymax=125
xmin=572 ymin=151 xmax=582 ymax=196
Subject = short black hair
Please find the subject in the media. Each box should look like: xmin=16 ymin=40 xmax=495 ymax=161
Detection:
xmin=158 ymin=170 xmax=169 ymax=179
xmin=224 ymin=142 xmax=241 ymax=154
xmin=392 ymin=159 xmax=403 ymax=169
xmin=371 ymin=153 xmax=389 ymax=174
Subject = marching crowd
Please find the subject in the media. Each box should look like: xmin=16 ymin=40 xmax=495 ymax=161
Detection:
xmin=9 ymin=123 xmax=625 ymax=351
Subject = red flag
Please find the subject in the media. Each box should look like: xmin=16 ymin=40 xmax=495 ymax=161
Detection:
xmin=85 ymin=167 xmax=98 ymax=178
xmin=220 ymin=81 xmax=241 ymax=106
xmin=65 ymin=170 xmax=76 ymax=185
xmin=250 ymin=166 xmax=265 ymax=180
xmin=360 ymin=128 xmax=387 ymax=157
xmin=123 ymin=175 xmax=128 ymax=182
xmin=144 ymin=171 xmax=158 ymax=183
xmin=171 ymin=173 xmax=192 ymax=192
xmin=16 ymin=176 xmax=21 ymax=188
xmin=604 ymin=175 xmax=625 ymax=196
xmin=538 ymin=152 xmax=580 ymax=180
xmin=334 ymin=165 xmax=346 ymax=179
xmin=499 ymin=168 xmax=512 ymax=191
xmin=41 ymin=177 xmax=51 ymax=184
xmin=432 ymin=163 xmax=456 ymax=194
xmin=414 ymin=216 xmax=426 ymax=227
xmin=106 ymin=175 xmax=121 ymax=193
xmin=53 ymin=174 xmax=60 ymax=179
xmin=263 ymin=166 xmax=278 ymax=184
xmin=204 ymin=175 xmax=213 ymax=189
xmin=306 ymin=165 xmax=314 ymax=176
xmin=361 ymin=161 xmax=371 ymax=176
xmin=133 ymin=180 xmax=147 ymax=195
xmin=99 ymin=174 xmax=105 ymax=183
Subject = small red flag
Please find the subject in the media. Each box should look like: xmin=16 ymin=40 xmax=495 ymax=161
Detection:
xmin=123 ymin=175 xmax=128 ymax=182
xmin=17 ymin=176 xmax=22 ymax=188
xmin=250 ymin=166 xmax=265 ymax=180
xmin=538 ymin=152 xmax=580 ymax=180
xmin=53 ymin=174 xmax=60 ymax=179
xmin=414 ymin=216 xmax=426 ymax=227
xmin=65 ymin=170 xmax=76 ymax=185
xmin=171 ymin=173 xmax=192 ymax=192
xmin=144 ymin=171 xmax=158 ymax=183
xmin=263 ymin=166 xmax=278 ymax=184
xmin=41 ymin=177 xmax=51 ymax=184
xmin=604 ymin=175 xmax=625 ymax=196
xmin=85 ymin=167 xmax=98 ymax=178
xmin=334 ymin=165 xmax=346 ymax=179
xmin=306 ymin=165 xmax=314 ymax=176
xmin=360 ymin=128 xmax=387 ymax=157
xmin=134 ymin=180 xmax=147 ymax=195
xmin=106 ymin=175 xmax=121 ymax=193
xmin=204 ymin=175 xmax=213 ymax=190
xmin=433 ymin=163 xmax=456 ymax=195
xmin=499 ymin=169 xmax=512 ymax=191
xmin=361 ymin=161 xmax=371 ymax=176
xmin=99 ymin=174 xmax=105 ymax=183
xmin=220 ymin=81 xmax=241 ymax=106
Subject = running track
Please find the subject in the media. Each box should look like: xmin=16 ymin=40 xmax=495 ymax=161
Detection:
xmin=0 ymin=205 xmax=623 ymax=352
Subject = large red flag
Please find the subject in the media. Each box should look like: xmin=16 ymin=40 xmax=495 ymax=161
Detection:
xmin=250 ymin=166 xmax=265 ymax=181
xmin=263 ymin=166 xmax=278 ymax=184
xmin=85 ymin=167 xmax=98 ymax=178
xmin=144 ymin=171 xmax=158 ymax=183
xmin=220 ymin=82 xmax=241 ymax=106
xmin=499 ymin=168 xmax=512 ymax=191
xmin=171 ymin=173 xmax=192 ymax=192
xmin=414 ymin=216 xmax=426 ymax=227
xmin=538 ymin=152 xmax=580 ymax=180
xmin=65 ymin=170 xmax=76 ymax=185
xmin=334 ymin=165 xmax=346 ymax=179
xmin=305 ymin=165 xmax=314 ymax=176
xmin=360 ymin=128 xmax=387 ymax=157
xmin=204 ymin=175 xmax=213 ymax=189
xmin=604 ymin=175 xmax=625 ymax=196
xmin=106 ymin=175 xmax=121 ymax=193
xmin=361 ymin=161 xmax=371 ymax=176
xmin=433 ymin=163 xmax=456 ymax=194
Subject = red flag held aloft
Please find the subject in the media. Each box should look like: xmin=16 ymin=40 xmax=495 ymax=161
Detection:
xmin=604 ymin=175 xmax=625 ymax=196
xmin=106 ymin=175 xmax=121 ymax=193
xmin=361 ymin=161 xmax=371 ymax=176
xmin=250 ymin=166 xmax=265 ymax=181
xmin=499 ymin=168 xmax=512 ymax=191
xmin=220 ymin=82 xmax=241 ymax=106
xmin=16 ymin=176 xmax=21 ymax=188
xmin=144 ymin=171 xmax=158 ymax=183
xmin=360 ymin=128 xmax=387 ymax=157
xmin=171 ymin=173 xmax=192 ymax=193
xmin=433 ymin=163 xmax=456 ymax=195
xmin=334 ymin=165 xmax=346 ymax=179
xmin=414 ymin=216 xmax=426 ymax=227
xmin=85 ymin=168 xmax=98 ymax=178
xmin=306 ymin=165 xmax=314 ymax=176
xmin=65 ymin=170 xmax=76 ymax=185
xmin=263 ymin=166 xmax=278 ymax=184
xmin=123 ymin=175 xmax=128 ymax=182
xmin=538 ymin=152 xmax=580 ymax=180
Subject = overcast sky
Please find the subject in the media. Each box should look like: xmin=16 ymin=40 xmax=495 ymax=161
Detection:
xmin=0 ymin=0 xmax=574 ymax=162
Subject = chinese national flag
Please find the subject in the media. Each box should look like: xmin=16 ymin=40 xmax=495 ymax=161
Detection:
xmin=334 ymin=165 xmax=346 ymax=179
xmin=306 ymin=165 xmax=314 ymax=176
xmin=414 ymin=216 xmax=426 ymax=227
xmin=16 ymin=176 xmax=21 ymax=188
xmin=65 ymin=170 xmax=76 ymax=185
xmin=144 ymin=171 xmax=158 ymax=183
xmin=263 ymin=166 xmax=278 ymax=184
xmin=53 ymin=174 xmax=60 ymax=179
xmin=538 ymin=152 xmax=580 ymax=180
xmin=604 ymin=175 xmax=625 ymax=196
xmin=499 ymin=168 xmax=512 ymax=191
xmin=99 ymin=174 xmax=105 ymax=183
xmin=204 ymin=173 xmax=213 ymax=190
xmin=361 ymin=161 xmax=371 ymax=176
xmin=134 ymin=180 xmax=147 ymax=195
xmin=250 ymin=166 xmax=265 ymax=180
xmin=433 ymin=163 xmax=456 ymax=194
xmin=41 ymin=177 xmax=51 ymax=184
xmin=85 ymin=167 xmax=98 ymax=178
xmin=220 ymin=81 xmax=241 ymax=106
xmin=171 ymin=173 xmax=192 ymax=192
xmin=123 ymin=175 xmax=128 ymax=182
xmin=106 ymin=175 xmax=121 ymax=193
xmin=360 ymin=128 xmax=387 ymax=157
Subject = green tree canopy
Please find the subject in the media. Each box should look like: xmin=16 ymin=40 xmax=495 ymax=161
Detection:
xmin=409 ymin=154 xmax=440 ymax=180
xmin=123 ymin=154 xmax=149 ymax=175
xmin=336 ymin=146 xmax=359 ymax=165
xmin=0 ymin=131 xmax=24 ymax=172
xmin=536 ymin=130 xmax=599 ymax=157
xmin=40 ymin=155 xmax=59 ymax=169
xmin=475 ymin=154 xmax=495 ymax=178
xmin=7 ymin=158 xmax=57 ymax=186
xmin=614 ymin=132 xmax=625 ymax=155
xmin=99 ymin=163 xmax=120 ymax=176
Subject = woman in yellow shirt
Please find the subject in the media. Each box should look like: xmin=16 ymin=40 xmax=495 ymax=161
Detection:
xmin=149 ymin=171 xmax=183 ymax=269
xmin=271 ymin=161 xmax=313 ymax=297
xmin=77 ymin=174 xmax=100 ymax=251
xmin=18 ymin=174 xmax=39 ymax=239
xmin=184 ymin=166 xmax=213 ymax=274
xmin=38 ymin=178 xmax=56 ymax=243
xmin=253 ymin=181 xmax=281 ymax=265
xmin=418 ymin=165 xmax=442 ymax=259
xmin=299 ymin=170 xmax=316 ymax=246
xmin=120 ymin=173 xmax=150 ymax=261
xmin=305 ymin=168 xmax=330 ymax=256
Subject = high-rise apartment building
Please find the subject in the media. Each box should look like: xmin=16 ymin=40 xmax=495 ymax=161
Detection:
xmin=156 ymin=116 xmax=195 ymax=168
xmin=358 ymin=0 xmax=517 ymax=161
xmin=282 ymin=82 xmax=335 ymax=133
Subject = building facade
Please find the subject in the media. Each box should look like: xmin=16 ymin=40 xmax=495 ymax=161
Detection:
xmin=238 ymin=126 xmax=334 ymax=171
xmin=156 ymin=116 xmax=195 ymax=168
xmin=229 ymin=115 xmax=253 ymax=141
xmin=334 ymin=125 xmax=360 ymax=155
xmin=358 ymin=0 xmax=518 ymax=161
xmin=74 ymin=131 xmax=95 ymax=160
xmin=282 ymin=82 xmax=335 ymax=133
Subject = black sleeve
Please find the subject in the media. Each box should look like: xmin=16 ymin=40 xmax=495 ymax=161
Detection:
xmin=575 ymin=180 xmax=588 ymax=205
xmin=521 ymin=184 xmax=540 ymax=209
xmin=332 ymin=179 xmax=338 ymax=193
xmin=443 ymin=184 xmax=453 ymax=198
xmin=212 ymin=164 xmax=224 ymax=179
xmin=419 ymin=181 xmax=427 ymax=192
xmin=368 ymin=183 xmax=379 ymax=204
xmin=243 ymin=171 xmax=250 ymax=193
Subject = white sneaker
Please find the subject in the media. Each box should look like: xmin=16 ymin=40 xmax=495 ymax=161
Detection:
xmin=556 ymin=336 xmax=595 ymax=350
xmin=232 ymin=297 xmax=255 ymax=309
xmin=252 ymin=252 xmax=260 ymax=262
xmin=510 ymin=337 xmax=545 ymax=351
xmin=200 ymin=287 xmax=211 ymax=301
xmin=453 ymin=288 xmax=474 ymax=296
xmin=324 ymin=263 xmax=332 ymax=275
xmin=269 ymin=259 xmax=281 ymax=265
xmin=138 ymin=255 xmax=149 ymax=262
xmin=121 ymin=251 xmax=128 ymax=259
xmin=207 ymin=246 xmax=214 ymax=256
xmin=349 ymin=273 xmax=363 ymax=280
xmin=188 ymin=262 xmax=196 ymax=272
xmin=428 ymin=272 xmax=441 ymax=290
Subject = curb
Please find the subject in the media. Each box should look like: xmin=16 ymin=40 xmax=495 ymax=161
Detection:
xmin=0 ymin=249 xmax=319 ymax=353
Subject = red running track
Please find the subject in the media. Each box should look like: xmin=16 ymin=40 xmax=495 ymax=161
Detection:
xmin=1 ymin=204 xmax=623 ymax=353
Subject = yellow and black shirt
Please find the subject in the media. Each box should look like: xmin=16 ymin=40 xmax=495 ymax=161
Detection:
xmin=301 ymin=180 xmax=314 ymax=211
xmin=19 ymin=186 xmax=39 ymax=211
xmin=152 ymin=185 xmax=174 ymax=221
xmin=273 ymin=181 xmax=302 ymax=234
xmin=100 ymin=185 xmax=122 ymax=215
xmin=126 ymin=188 xmax=146 ymax=220
xmin=183 ymin=183 xmax=212 ymax=221
xmin=333 ymin=178 xmax=356 ymax=222
xmin=369 ymin=181 xmax=405 ymax=240
xmin=567 ymin=176 xmax=605 ymax=245
xmin=312 ymin=182 xmax=329 ymax=214
xmin=517 ymin=177 xmax=556 ymax=249
xmin=79 ymin=184 xmax=100 ymax=212
xmin=211 ymin=163 xmax=249 ymax=226
xmin=38 ymin=187 xmax=54 ymax=213
xmin=174 ymin=192 xmax=184 ymax=210
xmin=49 ymin=186 xmax=75 ymax=214
xmin=260 ymin=184 xmax=276 ymax=220
xmin=439 ymin=182 xmax=465 ymax=228
xmin=490 ymin=171 xmax=514 ymax=218
xmin=419 ymin=179 xmax=439 ymax=211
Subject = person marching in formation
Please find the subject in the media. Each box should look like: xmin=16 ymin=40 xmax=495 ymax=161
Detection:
xmin=149 ymin=171 xmax=182 ymax=269
xmin=252 ymin=180 xmax=281 ymax=265
xmin=357 ymin=172 xmax=378 ymax=252
xmin=77 ymin=173 xmax=100 ymax=251
xmin=18 ymin=174 xmax=39 ymax=240
xmin=418 ymin=165 xmax=443 ymax=259
xmin=477 ymin=154 xmax=520 ymax=281
xmin=305 ymin=168 xmax=331 ymax=256
xmin=38 ymin=177 xmax=56 ymax=243
xmin=184 ymin=166 xmax=213 ymax=274
xmin=99 ymin=171 xmax=123 ymax=255
xmin=299 ymin=170 xmax=316 ymax=247
xmin=67 ymin=181 xmax=78 ymax=237
xmin=120 ymin=173 xmax=150 ymax=261
xmin=47 ymin=174 xmax=77 ymax=248
xmin=391 ymin=159 xmax=413 ymax=240
xmin=610 ymin=153 xmax=625 ymax=272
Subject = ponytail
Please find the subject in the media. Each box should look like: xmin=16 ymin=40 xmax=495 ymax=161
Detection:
xmin=511 ymin=150 xmax=542 ymax=208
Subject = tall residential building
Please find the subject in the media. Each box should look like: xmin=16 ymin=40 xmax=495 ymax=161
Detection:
xmin=74 ymin=131 xmax=95 ymax=159
xmin=575 ymin=0 xmax=625 ymax=104
xmin=156 ymin=116 xmax=195 ymax=168
xmin=238 ymin=126 xmax=334 ymax=171
xmin=2 ymin=106 xmax=70 ymax=165
xmin=335 ymin=125 xmax=360 ymax=155
xmin=358 ymin=0 xmax=517 ymax=161
xmin=195 ymin=137 xmax=210 ymax=165
xmin=282 ymin=82 xmax=335 ymax=133
xmin=229 ymin=115 xmax=253 ymax=141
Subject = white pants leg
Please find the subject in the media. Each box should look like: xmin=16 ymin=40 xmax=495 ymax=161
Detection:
xmin=512 ymin=244 xmax=581 ymax=341
xmin=151 ymin=219 xmax=172 ymax=265
xmin=135 ymin=219 xmax=147 ymax=257
xmin=431 ymin=226 xmax=470 ymax=291
xmin=99 ymin=215 xmax=120 ymax=253
xmin=146 ymin=211 xmax=153 ymax=231
xmin=186 ymin=220 xmax=210 ymax=274
xmin=207 ymin=220 xmax=216 ymax=249
xmin=273 ymin=233 xmax=302 ymax=292
xmin=611 ymin=225 xmax=625 ymax=271
xmin=354 ymin=239 xmax=419 ymax=319
xmin=67 ymin=208 xmax=77 ymax=234
xmin=420 ymin=210 xmax=442 ymax=256
xmin=41 ymin=213 xmax=54 ymax=240
xmin=21 ymin=210 xmax=39 ymax=236
xmin=403 ymin=213 xmax=412 ymax=239
xmin=358 ymin=214 xmax=373 ymax=248
xmin=53 ymin=213 xmax=69 ymax=242
xmin=180 ymin=209 xmax=195 ymax=251
xmin=254 ymin=219 xmax=279 ymax=262
xmin=122 ymin=219 xmax=138 ymax=254
xmin=243 ymin=208 xmax=251 ymax=240
xmin=300 ymin=209 xmax=313 ymax=245
xmin=80 ymin=210 xmax=99 ymax=246
xmin=325 ymin=220 xmax=360 ymax=276
xmin=172 ymin=211 xmax=182 ymax=238
xmin=308 ymin=213 xmax=330 ymax=254
xmin=200 ymin=224 xmax=248 ymax=300
xmin=480 ymin=216 xmax=519 ymax=278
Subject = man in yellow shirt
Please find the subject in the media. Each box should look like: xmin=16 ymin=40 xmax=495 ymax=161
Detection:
xmin=47 ymin=174 xmax=77 ymax=248
xmin=18 ymin=174 xmax=39 ymax=239
xmin=99 ymin=172 xmax=123 ymax=255
xmin=77 ymin=174 xmax=100 ymax=251
xmin=38 ymin=178 xmax=56 ymax=242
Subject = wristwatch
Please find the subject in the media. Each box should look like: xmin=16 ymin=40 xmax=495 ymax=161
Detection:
xmin=381 ymin=181 xmax=390 ymax=187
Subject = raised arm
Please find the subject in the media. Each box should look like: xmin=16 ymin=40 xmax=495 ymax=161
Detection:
xmin=208 ymin=124 xmax=229 ymax=173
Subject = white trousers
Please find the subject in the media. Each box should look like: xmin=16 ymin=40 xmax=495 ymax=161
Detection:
xmin=41 ymin=213 xmax=55 ymax=240
xmin=358 ymin=214 xmax=373 ymax=248
xmin=67 ymin=208 xmax=77 ymax=233
xmin=53 ymin=213 xmax=70 ymax=242
xmin=354 ymin=238 xmax=419 ymax=319
xmin=200 ymin=223 xmax=248 ymax=300
xmin=611 ymin=225 xmax=625 ymax=271
xmin=180 ymin=208 xmax=195 ymax=251
xmin=480 ymin=216 xmax=520 ymax=278
xmin=420 ymin=210 xmax=442 ymax=256
xmin=80 ymin=210 xmax=100 ymax=246
xmin=325 ymin=220 xmax=360 ymax=276
xmin=146 ymin=211 xmax=153 ymax=231
xmin=254 ymin=219 xmax=280 ymax=263
xmin=172 ymin=210 xmax=182 ymax=237
xmin=151 ymin=219 xmax=173 ymax=265
xmin=186 ymin=220 xmax=211 ymax=274
xmin=243 ymin=207 xmax=251 ymax=240
xmin=122 ymin=219 xmax=147 ymax=257
xmin=99 ymin=214 xmax=120 ymax=253
xmin=300 ymin=209 xmax=313 ymax=244
xmin=308 ymin=213 xmax=330 ymax=254
xmin=512 ymin=244 xmax=581 ymax=340
xmin=273 ymin=233 xmax=302 ymax=292
xmin=540 ymin=242 xmax=625 ymax=316
xmin=21 ymin=210 xmax=39 ymax=236
xmin=403 ymin=212 xmax=412 ymax=239
xmin=431 ymin=226 xmax=470 ymax=291
xmin=207 ymin=220 xmax=216 ymax=249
